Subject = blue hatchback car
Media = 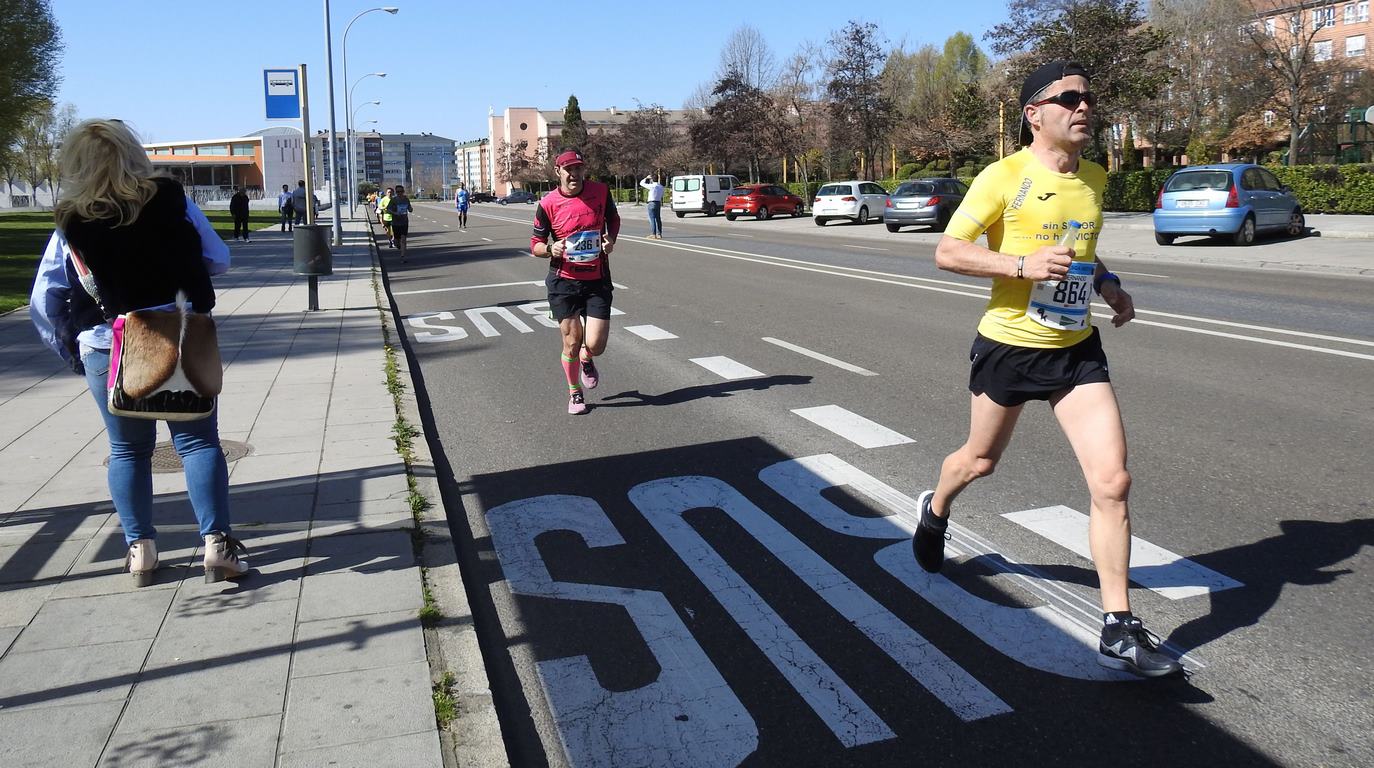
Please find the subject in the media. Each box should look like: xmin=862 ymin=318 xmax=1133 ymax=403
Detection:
xmin=1152 ymin=163 xmax=1305 ymax=246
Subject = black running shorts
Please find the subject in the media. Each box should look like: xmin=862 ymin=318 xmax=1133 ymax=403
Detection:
xmin=968 ymin=327 xmax=1111 ymax=407
xmin=390 ymin=217 xmax=409 ymax=237
xmin=547 ymin=276 xmax=613 ymax=321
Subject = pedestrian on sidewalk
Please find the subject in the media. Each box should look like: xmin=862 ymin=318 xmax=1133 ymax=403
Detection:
xmin=639 ymin=174 xmax=665 ymax=239
xmin=278 ymin=184 xmax=294 ymax=231
xmin=230 ymin=185 xmax=250 ymax=242
xmin=292 ymin=179 xmax=309 ymax=226
xmin=29 ymin=118 xmax=250 ymax=587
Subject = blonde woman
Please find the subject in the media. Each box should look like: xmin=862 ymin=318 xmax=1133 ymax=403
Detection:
xmin=30 ymin=119 xmax=249 ymax=586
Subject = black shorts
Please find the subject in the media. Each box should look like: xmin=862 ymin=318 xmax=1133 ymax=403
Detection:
xmin=390 ymin=217 xmax=409 ymax=236
xmin=968 ymin=328 xmax=1110 ymax=407
xmin=547 ymin=276 xmax=613 ymax=321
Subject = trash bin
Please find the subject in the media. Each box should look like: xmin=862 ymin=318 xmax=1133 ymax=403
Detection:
xmin=292 ymin=224 xmax=333 ymax=276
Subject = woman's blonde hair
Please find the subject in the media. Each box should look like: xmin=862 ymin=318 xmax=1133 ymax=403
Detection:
xmin=54 ymin=119 xmax=159 ymax=231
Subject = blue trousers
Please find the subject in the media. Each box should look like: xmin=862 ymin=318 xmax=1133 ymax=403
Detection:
xmin=647 ymin=201 xmax=663 ymax=236
xmin=82 ymin=347 xmax=231 ymax=545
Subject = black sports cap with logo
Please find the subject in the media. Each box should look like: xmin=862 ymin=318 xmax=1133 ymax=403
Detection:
xmin=1018 ymin=60 xmax=1091 ymax=146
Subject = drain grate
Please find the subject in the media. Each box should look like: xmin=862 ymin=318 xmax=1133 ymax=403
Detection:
xmin=103 ymin=440 xmax=253 ymax=474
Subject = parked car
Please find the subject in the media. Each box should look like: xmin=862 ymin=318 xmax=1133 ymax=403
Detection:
xmin=1152 ymin=163 xmax=1304 ymax=246
xmin=471 ymin=192 xmax=497 ymax=203
xmin=884 ymin=178 xmax=968 ymax=232
xmin=724 ymin=184 xmax=806 ymax=220
xmin=670 ymin=174 xmax=740 ymax=217
xmin=813 ymin=181 xmax=889 ymax=225
xmin=498 ymin=190 xmax=538 ymax=205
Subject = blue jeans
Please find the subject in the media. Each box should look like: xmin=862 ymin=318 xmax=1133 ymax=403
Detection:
xmin=82 ymin=347 xmax=231 ymax=545
xmin=646 ymin=201 xmax=663 ymax=236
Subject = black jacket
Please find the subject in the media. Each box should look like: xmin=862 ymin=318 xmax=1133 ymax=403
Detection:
xmin=230 ymin=191 xmax=249 ymax=217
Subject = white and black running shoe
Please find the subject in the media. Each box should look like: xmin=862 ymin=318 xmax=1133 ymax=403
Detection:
xmin=911 ymin=490 xmax=949 ymax=573
xmin=1098 ymin=617 xmax=1183 ymax=678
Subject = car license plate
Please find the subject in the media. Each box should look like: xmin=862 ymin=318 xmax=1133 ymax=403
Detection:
xmin=1176 ymin=199 xmax=1208 ymax=208
xmin=731 ymin=209 xmax=746 ymax=213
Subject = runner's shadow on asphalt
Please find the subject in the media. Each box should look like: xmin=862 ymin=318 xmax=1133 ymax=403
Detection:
xmin=595 ymin=374 xmax=812 ymax=408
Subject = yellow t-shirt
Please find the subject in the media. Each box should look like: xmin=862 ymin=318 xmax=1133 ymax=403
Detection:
xmin=944 ymin=148 xmax=1106 ymax=348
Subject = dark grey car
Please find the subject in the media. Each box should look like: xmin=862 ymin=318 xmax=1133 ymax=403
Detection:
xmin=498 ymin=190 xmax=537 ymax=205
xmin=885 ymin=178 xmax=968 ymax=232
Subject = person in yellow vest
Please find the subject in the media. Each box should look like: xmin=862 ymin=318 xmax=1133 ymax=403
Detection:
xmin=378 ymin=187 xmax=394 ymax=247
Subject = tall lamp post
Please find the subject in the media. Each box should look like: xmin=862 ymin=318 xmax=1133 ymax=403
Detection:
xmin=347 ymin=74 xmax=385 ymax=214
xmin=342 ymin=6 xmax=399 ymax=214
xmin=351 ymin=103 xmax=380 ymax=204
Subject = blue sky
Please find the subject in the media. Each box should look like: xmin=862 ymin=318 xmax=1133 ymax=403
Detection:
xmin=51 ymin=0 xmax=1007 ymax=144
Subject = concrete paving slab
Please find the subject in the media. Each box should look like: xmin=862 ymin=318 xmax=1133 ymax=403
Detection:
xmin=277 ymin=660 xmax=435 ymax=754
xmin=0 ymin=582 xmax=57 ymax=629
xmin=171 ymin=536 xmax=307 ymax=607
xmin=291 ymin=610 xmax=426 ymax=680
xmin=0 ymin=625 xmax=19 ymax=656
xmin=297 ymin=566 xmax=423 ymax=623
xmin=277 ymin=729 xmax=443 ymax=768
xmin=229 ymin=453 xmax=320 ymax=485
xmin=50 ymin=529 xmax=200 ymax=599
xmin=0 ymin=699 xmax=124 ymax=768
xmin=121 ymin=653 xmax=289 ymax=732
xmin=315 ymin=473 xmax=409 ymax=507
xmin=149 ymin=594 xmax=296 ymax=662
xmin=99 ymin=713 xmax=281 ymax=768
xmin=307 ymin=530 xmax=416 ymax=574
xmin=0 ymin=638 xmax=151 ymax=711
xmin=12 ymin=589 xmax=173 ymax=652
xmin=0 ymin=537 xmax=92 ymax=584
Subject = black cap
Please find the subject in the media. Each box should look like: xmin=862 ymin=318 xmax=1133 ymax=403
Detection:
xmin=1018 ymin=60 xmax=1091 ymax=146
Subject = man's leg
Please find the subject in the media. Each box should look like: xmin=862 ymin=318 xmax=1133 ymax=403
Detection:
xmin=559 ymin=313 xmax=589 ymax=414
xmin=1049 ymin=382 xmax=1131 ymax=613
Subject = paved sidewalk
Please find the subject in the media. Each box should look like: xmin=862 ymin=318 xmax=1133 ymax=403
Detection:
xmin=0 ymin=221 xmax=501 ymax=767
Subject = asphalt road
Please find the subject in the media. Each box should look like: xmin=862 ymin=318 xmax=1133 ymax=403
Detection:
xmin=385 ymin=200 xmax=1374 ymax=768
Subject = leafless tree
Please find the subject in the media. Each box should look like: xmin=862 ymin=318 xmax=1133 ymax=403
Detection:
xmin=718 ymin=25 xmax=778 ymax=91
xmin=1238 ymin=0 xmax=1344 ymax=163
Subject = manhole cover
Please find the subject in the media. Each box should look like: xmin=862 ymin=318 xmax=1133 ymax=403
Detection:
xmin=103 ymin=440 xmax=253 ymax=474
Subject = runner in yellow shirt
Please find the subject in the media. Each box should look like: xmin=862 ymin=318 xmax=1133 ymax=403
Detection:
xmin=911 ymin=61 xmax=1181 ymax=678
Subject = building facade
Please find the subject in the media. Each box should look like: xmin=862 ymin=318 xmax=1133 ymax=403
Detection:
xmin=454 ymin=138 xmax=491 ymax=194
xmin=313 ymin=132 xmax=456 ymax=198
xmin=142 ymin=127 xmax=307 ymax=202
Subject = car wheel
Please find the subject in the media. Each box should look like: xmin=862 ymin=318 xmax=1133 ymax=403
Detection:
xmin=706 ymin=202 xmax=717 ymax=217
xmin=886 ymin=222 xmax=900 ymax=233
xmin=815 ymin=217 xmax=827 ymax=226
xmin=935 ymin=207 xmax=951 ymax=232
xmin=758 ymin=205 xmax=771 ymax=220
xmin=1287 ymin=208 xmax=1305 ymax=237
xmin=726 ymin=213 xmax=737 ymax=221
xmin=675 ymin=211 xmax=685 ymax=218
xmin=793 ymin=204 xmax=803 ymax=217
xmin=500 ymin=200 xmax=507 ymax=206
xmin=857 ymin=207 xmax=869 ymax=225
xmin=1155 ymin=232 xmax=1176 ymax=245
xmin=1232 ymin=214 xmax=1255 ymax=246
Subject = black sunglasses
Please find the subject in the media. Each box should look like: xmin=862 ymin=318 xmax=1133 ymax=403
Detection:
xmin=1030 ymin=90 xmax=1097 ymax=109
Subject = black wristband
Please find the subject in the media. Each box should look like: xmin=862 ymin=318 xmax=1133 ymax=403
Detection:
xmin=1093 ymin=271 xmax=1121 ymax=295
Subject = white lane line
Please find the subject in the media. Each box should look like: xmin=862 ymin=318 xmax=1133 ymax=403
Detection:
xmin=625 ymin=324 xmax=678 ymax=340
xmin=444 ymin=224 xmax=451 ymax=228
xmin=1122 ymin=306 xmax=1374 ymax=348
xmin=843 ymin=244 xmax=889 ymax=252
xmin=481 ymin=237 xmax=493 ymax=242
xmin=393 ymin=280 xmax=542 ymax=297
xmin=1003 ymin=506 xmax=1244 ymax=600
xmin=791 ymin=405 xmax=914 ymax=449
xmin=762 ymin=337 xmax=877 ymax=376
xmin=726 ymin=233 xmax=755 ymax=238
xmin=691 ymin=356 xmax=764 ymax=380
xmin=1113 ymin=270 xmax=1169 ymax=278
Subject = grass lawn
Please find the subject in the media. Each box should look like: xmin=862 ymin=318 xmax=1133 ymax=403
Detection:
xmin=0 ymin=210 xmax=280 ymax=315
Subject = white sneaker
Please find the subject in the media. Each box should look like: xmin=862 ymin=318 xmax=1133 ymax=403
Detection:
xmin=127 ymin=539 xmax=158 ymax=587
xmin=203 ymin=532 xmax=249 ymax=583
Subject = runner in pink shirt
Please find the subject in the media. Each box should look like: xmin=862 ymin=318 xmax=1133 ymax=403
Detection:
xmin=530 ymin=150 xmax=621 ymax=415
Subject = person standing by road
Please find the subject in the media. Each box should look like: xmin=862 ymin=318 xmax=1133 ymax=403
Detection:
xmin=910 ymin=61 xmax=1181 ymax=678
xmin=386 ymin=184 xmax=412 ymax=261
xmin=29 ymin=119 xmax=249 ymax=587
xmin=530 ymin=150 xmax=620 ymax=415
xmin=639 ymin=174 xmax=665 ymax=239
xmin=277 ymin=184 xmax=294 ymax=232
xmin=291 ymin=179 xmax=309 ymax=226
xmin=455 ymin=182 xmax=470 ymax=231
xmin=229 ymin=186 xmax=250 ymax=242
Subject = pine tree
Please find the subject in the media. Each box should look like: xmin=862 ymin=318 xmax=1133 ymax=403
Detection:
xmin=561 ymin=95 xmax=588 ymax=152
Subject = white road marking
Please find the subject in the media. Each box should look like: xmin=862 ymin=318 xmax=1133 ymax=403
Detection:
xmin=393 ymin=280 xmax=541 ymax=297
xmin=481 ymin=237 xmax=493 ymax=242
xmin=1112 ymin=270 xmax=1169 ymax=278
xmin=690 ymin=356 xmax=764 ymax=380
xmin=842 ymin=244 xmax=889 ymax=252
xmin=625 ymin=324 xmax=678 ymax=340
xmin=726 ymin=233 xmax=754 ymax=238
xmin=762 ymin=337 xmax=877 ymax=376
xmin=790 ymin=405 xmax=914 ymax=449
xmin=1002 ymin=506 xmax=1244 ymax=600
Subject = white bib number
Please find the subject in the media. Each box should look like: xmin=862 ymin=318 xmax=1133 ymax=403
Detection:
xmin=1027 ymin=260 xmax=1094 ymax=331
xmin=564 ymin=230 xmax=602 ymax=263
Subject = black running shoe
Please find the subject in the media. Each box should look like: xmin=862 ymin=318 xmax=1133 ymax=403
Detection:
xmin=1098 ymin=617 xmax=1184 ymax=678
xmin=912 ymin=490 xmax=949 ymax=573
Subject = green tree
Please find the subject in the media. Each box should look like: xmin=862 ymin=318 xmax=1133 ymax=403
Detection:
xmin=0 ymin=0 xmax=62 ymax=154
xmin=1120 ymin=122 xmax=1139 ymax=169
xmin=987 ymin=0 xmax=1172 ymax=160
xmin=826 ymin=21 xmax=895 ymax=179
xmin=613 ymin=103 xmax=676 ymax=200
xmin=561 ymin=95 xmax=588 ymax=152
xmin=690 ymin=71 xmax=773 ymax=180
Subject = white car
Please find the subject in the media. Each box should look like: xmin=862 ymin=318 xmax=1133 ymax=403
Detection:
xmin=813 ymin=181 xmax=890 ymax=226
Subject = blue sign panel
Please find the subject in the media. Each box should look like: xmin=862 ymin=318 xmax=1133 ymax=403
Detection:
xmin=264 ymin=69 xmax=301 ymax=119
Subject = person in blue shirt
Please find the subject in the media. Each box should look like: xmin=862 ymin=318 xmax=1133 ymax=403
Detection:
xmin=30 ymin=118 xmax=248 ymax=587
xmin=454 ymin=181 xmax=470 ymax=231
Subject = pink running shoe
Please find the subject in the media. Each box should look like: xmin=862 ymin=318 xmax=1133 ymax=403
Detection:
xmin=567 ymin=389 xmax=588 ymax=415
xmin=580 ymin=357 xmax=599 ymax=390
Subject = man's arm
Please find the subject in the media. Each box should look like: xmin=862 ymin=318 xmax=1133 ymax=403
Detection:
xmin=1093 ymin=256 xmax=1133 ymax=327
xmin=935 ymin=236 xmax=1073 ymax=282
xmin=530 ymin=202 xmax=559 ymax=259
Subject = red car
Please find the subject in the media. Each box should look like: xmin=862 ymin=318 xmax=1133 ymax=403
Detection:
xmin=724 ymin=184 xmax=805 ymax=221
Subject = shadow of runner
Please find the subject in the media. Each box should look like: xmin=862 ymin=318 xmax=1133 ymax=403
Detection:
xmin=596 ymin=374 xmax=812 ymax=408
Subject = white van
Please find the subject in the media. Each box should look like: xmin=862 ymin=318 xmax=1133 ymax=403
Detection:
xmin=671 ymin=174 xmax=740 ymax=218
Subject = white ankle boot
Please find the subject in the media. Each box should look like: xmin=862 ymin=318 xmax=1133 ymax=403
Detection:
xmin=203 ymin=532 xmax=249 ymax=583
xmin=127 ymin=539 xmax=158 ymax=587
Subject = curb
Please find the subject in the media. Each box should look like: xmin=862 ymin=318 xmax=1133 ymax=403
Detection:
xmin=366 ymin=220 xmax=511 ymax=768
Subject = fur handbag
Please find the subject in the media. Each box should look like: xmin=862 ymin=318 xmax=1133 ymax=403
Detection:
xmin=106 ymin=291 xmax=222 ymax=420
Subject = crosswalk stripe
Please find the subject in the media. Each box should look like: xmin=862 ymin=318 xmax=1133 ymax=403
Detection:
xmin=1002 ymin=506 xmax=1244 ymax=600
xmin=691 ymin=356 xmax=764 ymax=380
xmin=625 ymin=324 xmax=678 ymax=340
xmin=790 ymin=405 xmax=914 ymax=449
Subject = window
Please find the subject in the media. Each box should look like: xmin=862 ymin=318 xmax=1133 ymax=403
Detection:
xmin=1263 ymin=110 xmax=1276 ymax=127
xmin=1359 ymin=1 xmax=1371 ymax=22
xmin=1345 ymin=70 xmax=1361 ymax=85
xmin=1165 ymin=170 xmax=1232 ymax=192
xmin=232 ymin=144 xmax=256 ymax=156
xmin=674 ymin=177 xmax=700 ymax=192
xmin=1347 ymin=34 xmax=1366 ymax=57
xmin=1314 ymin=40 xmax=1333 ymax=61
xmin=1346 ymin=3 xmax=1358 ymax=23
xmin=1259 ymin=169 xmax=1284 ymax=191
xmin=198 ymin=145 xmax=228 ymax=155
xmin=172 ymin=147 xmax=194 ymax=155
xmin=1241 ymin=168 xmax=1263 ymax=190
xmin=1313 ymin=5 xmax=1335 ymax=28
xmin=1265 ymin=18 xmax=1276 ymax=36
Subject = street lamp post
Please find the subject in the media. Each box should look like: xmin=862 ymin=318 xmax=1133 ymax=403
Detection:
xmin=347 ymin=74 xmax=385 ymax=215
xmin=342 ymin=6 xmax=399 ymax=215
xmin=322 ymin=0 xmax=346 ymax=247
xmin=350 ymin=103 xmax=380 ymax=205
